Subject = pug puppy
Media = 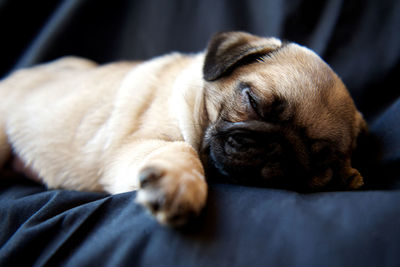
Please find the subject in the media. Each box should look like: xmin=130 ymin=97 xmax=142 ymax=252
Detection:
xmin=0 ymin=32 xmax=366 ymax=226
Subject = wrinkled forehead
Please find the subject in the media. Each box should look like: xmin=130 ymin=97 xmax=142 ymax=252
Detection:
xmin=242 ymin=44 xmax=338 ymax=98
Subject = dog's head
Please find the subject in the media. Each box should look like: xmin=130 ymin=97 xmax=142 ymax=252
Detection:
xmin=200 ymin=32 xmax=367 ymax=191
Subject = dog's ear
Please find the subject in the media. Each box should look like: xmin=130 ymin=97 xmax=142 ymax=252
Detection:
xmin=203 ymin=32 xmax=283 ymax=81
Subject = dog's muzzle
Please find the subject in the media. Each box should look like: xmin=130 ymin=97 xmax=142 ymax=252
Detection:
xmin=201 ymin=120 xmax=304 ymax=187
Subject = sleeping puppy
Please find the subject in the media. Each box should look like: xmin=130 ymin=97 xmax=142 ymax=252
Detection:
xmin=0 ymin=32 xmax=366 ymax=226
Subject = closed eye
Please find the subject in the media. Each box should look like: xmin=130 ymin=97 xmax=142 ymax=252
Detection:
xmin=247 ymin=91 xmax=258 ymax=111
xmin=243 ymin=88 xmax=261 ymax=117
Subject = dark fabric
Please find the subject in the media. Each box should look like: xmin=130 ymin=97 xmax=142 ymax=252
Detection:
xmin=1 ymin=0 xmax=400 ymax=266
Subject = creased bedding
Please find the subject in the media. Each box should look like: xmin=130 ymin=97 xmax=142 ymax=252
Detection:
xmin=1 ymin=0 xmax=400 ymax=266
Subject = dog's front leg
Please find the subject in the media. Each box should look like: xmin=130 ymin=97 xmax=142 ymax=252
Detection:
xmin=102 ymin=140 xmax=207 ymax=226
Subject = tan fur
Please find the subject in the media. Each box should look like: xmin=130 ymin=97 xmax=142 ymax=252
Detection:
xmin=211 ymin=43 xmax=358 ymax=151
xmin=0 ymin=53 xmax=208 ymax=225
xmin=0 ymin=32 xmax=366 ymax=225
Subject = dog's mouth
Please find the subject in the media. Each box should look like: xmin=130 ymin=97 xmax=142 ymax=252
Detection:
xmin=200 ymin=119 xmax=306 ymax=188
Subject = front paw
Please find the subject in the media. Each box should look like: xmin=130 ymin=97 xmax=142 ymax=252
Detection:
xmin=136 ymin=166 xmax=207 ymax=226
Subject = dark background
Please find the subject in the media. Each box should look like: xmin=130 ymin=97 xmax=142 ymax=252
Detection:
xmin=1 ymin=1 xmax=400 ymax=266
xmin=1 ymin=0 xmax=400 ymax=120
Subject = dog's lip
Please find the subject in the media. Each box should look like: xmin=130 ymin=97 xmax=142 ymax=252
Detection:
xmin=208 ymin=146 xmax=230 ymax=177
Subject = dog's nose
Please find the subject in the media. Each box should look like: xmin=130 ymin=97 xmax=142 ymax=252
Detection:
xmin=224 ymin=131 xmax=284 ymax=158
xmin=225 ymin=134 xmax=257 ymax=152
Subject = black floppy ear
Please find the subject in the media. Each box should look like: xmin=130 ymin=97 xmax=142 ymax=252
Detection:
xmin=203 ymin=31 xmax=283 ymax=81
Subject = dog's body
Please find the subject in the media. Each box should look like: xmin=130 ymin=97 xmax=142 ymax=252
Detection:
xmin=0 ymin=32 xmax=366 ymax=226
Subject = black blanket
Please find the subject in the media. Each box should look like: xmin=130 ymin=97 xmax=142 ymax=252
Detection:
xmin=1 ymin=1 xmax=400 ymax=266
